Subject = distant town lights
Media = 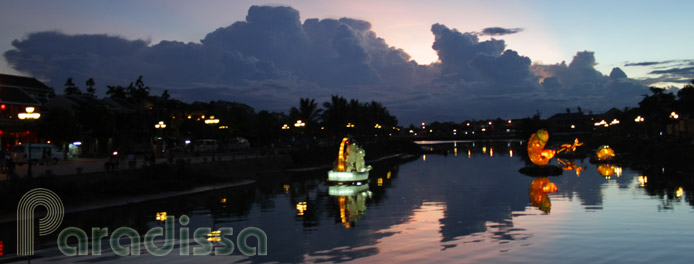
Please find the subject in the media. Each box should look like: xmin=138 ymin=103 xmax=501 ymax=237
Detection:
xmin=670 ymin=112 xmax=679 ymax=119
xmin=294 ymin=120 xmax=306 ymax=127
xmin=594 ymin=120 xmax=608 ymax=127
xmin=635 ymin=116 xmax=645 ymax=123
xmin=281 ymin=124 xmax=290 ymax=130
xmin=204 ymin=117 xmax=220 ymax=124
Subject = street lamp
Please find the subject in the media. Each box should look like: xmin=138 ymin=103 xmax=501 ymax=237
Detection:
xmin=154 ymin=121 xmax=167 ymax=129
xmin=670 ymin=112 xmax=679 ymax=119
xmin=294 ymin=120 xmax=306 ymax=127
xmin=281 ymin=124 xmax=290 ymax=130
xmin=18 ymin=106 xmax=40 ymax=177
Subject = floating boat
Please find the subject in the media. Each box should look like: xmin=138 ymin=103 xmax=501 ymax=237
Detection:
xmin=327 ymin=137 xmax=372 ymax=183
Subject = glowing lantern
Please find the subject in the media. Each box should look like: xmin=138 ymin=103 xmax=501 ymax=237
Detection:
xmin=336 ymin=137 xmax=349 ymax=172
xmin=558 ymin=138 xmax=583 ymax=153
xmin=527 ymin=129 xmax=556 ymax=166
xmin=596 ymin=145 xmax=615 ymax=161
xmin=155 ymin=212 xmax=167 ymax=221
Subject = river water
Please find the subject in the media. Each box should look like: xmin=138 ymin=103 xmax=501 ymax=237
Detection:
xmin=3 ymin=140 xmax=694 ymax=263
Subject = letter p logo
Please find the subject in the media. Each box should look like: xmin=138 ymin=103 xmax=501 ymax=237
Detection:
xmin=17 ymin=188 xmax=64 ymax=256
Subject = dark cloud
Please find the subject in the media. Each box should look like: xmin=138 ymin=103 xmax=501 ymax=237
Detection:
xmin=3 ymin=5 xmax=651 ymax=124
xmin=649 ymin=67 xmax=694 ymax=75
xmin=624 ymin=59 xmax=694 ymax=67
xmin=531 ymin=52 xmax=648 ymax=111
xmin=624 ymin=61 xmax=661 ymax=67
xmin=623 ymin=60 xmax=694 ymax=86
xmin=480 ymin=27 xmax=523 ymax=36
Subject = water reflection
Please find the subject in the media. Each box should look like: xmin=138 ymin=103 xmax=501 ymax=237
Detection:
xmin=597 ymin=164 xmax=623 ymax=178
xmin=557 ymin=158 xmax=584 ymax=177
xmin=528 ymin=177 xmax=558 ymax=214
xmin=328 ymin=184 xmax=372 ymax=228
xmin=4 ymin=141 xmax=694 ymax=262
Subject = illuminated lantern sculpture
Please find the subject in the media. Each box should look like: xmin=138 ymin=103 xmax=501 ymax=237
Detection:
xmin=596 ymin=145 xmax=615 ymax=161
xmin=529 ymin=177 xmax=558 ymax=214
xmin=527 ymin=129 xmax=557 ymax=166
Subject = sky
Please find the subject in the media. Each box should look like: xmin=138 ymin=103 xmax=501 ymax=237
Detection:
xmin=1 ymin=0 xmax=693 ymax=124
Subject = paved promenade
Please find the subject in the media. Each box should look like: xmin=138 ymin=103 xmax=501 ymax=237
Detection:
xmin=1 ymin=151 xmax=262 ymax=180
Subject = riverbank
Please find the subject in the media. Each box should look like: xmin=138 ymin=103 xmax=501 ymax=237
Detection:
xmin=0 ymin=139 xmax=423 ymax=216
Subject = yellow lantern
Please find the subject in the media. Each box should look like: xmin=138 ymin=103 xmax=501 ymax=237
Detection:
xmin=527 ymin=129 xmax=556 ymax=166
xmin=596 ymin=145 xmax=615 ymax=161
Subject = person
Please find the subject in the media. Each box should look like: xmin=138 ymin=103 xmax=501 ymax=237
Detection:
xmin=42 ymin=147 xmax=48 ymax=165
xmin=46 ymin=147 xmax=52 ymax=164
xmin=7 ymin=158 xmax=17 ymax=180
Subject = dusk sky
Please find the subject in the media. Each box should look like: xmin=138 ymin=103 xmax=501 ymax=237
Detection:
xmin=2 ymin=0 xmax=693 ymax=124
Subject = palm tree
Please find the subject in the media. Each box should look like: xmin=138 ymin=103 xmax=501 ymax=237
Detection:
xmin=290 ymin=98 xmax=322 ymax=126
xmin=321 ymin=95 xmax=349 ymax=134
xmin=106 ymin=85 xmax=126 ymax=99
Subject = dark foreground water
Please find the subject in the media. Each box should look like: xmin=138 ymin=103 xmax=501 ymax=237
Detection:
xmin=2 ymin=140 xmax=694 ymax=263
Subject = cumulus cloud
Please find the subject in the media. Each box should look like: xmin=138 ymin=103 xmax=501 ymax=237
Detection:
xmin=531 ymin=51 xmax=647 ymax=111
xmin=480 ymin=27 xmax=523 ymax=36
xmin=3 ymin=5 xmax=650 ymax=124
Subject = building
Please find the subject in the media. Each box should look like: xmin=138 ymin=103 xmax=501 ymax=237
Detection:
xmin=0 ymin=73 xmax=55 ymax=149
xmin=546 ymin=112 xmax=593 ymax=134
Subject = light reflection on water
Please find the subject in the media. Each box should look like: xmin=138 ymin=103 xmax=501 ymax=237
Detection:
xmin=3 ymin=140 xmax=694 ymax=263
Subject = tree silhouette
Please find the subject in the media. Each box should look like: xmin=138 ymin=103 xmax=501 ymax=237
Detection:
xmin=161 ymin=89 xmax=170 ymax=100
xmin=106 ymin=85 xmax=126 ymax=99
xmin=322 ymin=95 xmax=349 ymax=134
xmin=63 ymin=77 xmax=82 ymax=95
xmin=127 ymin=75 xmax=150 ymax=103
xmin=677 ymin=80 xmax=694 ymax=115
xmin=290 ymin=98 xmax=322 ymax=126
xmin=85 ymin=78 xmax=96 ymax=97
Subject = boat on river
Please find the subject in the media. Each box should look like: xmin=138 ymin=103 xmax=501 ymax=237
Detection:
xmin=328 ymin=137 xmax=372 ymax=183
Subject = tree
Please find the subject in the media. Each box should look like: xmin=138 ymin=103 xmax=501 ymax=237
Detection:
xmin=106 ymin=85 xmax=126 ymax=99
xmin=63 ymin=77 xmax=82 ymax=95
xmin=321 ymin=95 xmax=349 ymax=133
xmin=161 ymin=89 xmax=170 ymax=100
xmin=85 ymin=78 xmax=96 ymax=97
xmin=290 ymin=98 xmax=322 ymax=126
xmin=677 ymin=80 xmax=694 ymax=115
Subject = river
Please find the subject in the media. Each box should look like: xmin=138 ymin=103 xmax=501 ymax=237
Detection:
xmin=2 ymin=140 xmax=693 ymax=263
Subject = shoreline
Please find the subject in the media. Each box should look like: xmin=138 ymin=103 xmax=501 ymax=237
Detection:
xmin=0 ymin=140 xmax=425 ymax=222
xmin=0 ymin=179 xmax=255 ymax=224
